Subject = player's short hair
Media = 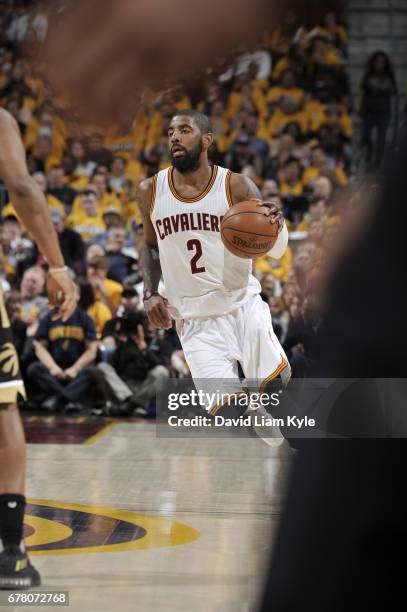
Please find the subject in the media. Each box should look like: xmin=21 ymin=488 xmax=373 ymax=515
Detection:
xmin=171 ymin=109 xmax=212 ymax=135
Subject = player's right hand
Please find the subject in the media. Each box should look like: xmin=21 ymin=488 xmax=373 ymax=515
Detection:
xmin=47 ymin=266 xmax=77 ymax=322
xmin=143 ymin=293 xmax=172 ymax=330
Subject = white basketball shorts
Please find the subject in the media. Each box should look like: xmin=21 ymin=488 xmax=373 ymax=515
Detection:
xmin=176 ymin=294 xmax=291 ymax=413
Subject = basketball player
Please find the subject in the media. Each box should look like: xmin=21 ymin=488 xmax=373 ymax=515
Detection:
xmin=0 ymin=109 xmax=76 ymax=589
xmin=139 ymin=110 xmax=290 ymax=415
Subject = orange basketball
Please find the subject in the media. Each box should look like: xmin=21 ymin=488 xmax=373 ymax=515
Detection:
xmin=221 ymin=200 xmax=279 ymax=259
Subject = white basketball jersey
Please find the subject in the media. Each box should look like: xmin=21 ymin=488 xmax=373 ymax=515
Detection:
xmin=150 ymin=165 xmax=261 ymax=319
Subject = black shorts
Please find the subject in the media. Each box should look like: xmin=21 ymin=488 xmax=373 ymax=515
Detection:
xmin=0 ymin=289 xmax=25 ymax=404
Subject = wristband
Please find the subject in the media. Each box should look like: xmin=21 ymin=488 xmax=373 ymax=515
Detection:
xmin=143 ymin=291 xmax=159 ymax=301
xmin=49 ymin=265 xmax=69 ymax=273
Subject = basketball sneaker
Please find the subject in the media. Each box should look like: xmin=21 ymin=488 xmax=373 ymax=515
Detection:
xmin=0 ymin=540 xmax=41 ymax=589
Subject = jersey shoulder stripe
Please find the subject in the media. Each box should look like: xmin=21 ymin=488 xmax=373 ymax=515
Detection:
xmin=225 ymin=170 xmax=233 ymax=208
xmin=149 ymin=174 xmax=158 ymax=217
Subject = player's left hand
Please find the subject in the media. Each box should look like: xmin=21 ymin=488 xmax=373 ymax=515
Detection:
xmin=251 ymin=198 xmax=284 ymax=232
xmin=47 ymin=266 xmax=76 ymax=322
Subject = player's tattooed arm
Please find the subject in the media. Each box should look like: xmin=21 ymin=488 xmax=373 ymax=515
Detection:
xmin=229 ymin=172 xmax=284 ymax=231
xmin=138 ymin=178 xmax=172 ymax=329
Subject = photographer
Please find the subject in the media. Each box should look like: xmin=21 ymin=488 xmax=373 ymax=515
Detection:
xmin=96 ymin=310 xmax=169 ymax=415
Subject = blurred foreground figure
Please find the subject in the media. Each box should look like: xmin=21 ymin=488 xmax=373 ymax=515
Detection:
xmin=260 ymin=132 xmax=407 ymax=609
xmin=42 ymin=0 xmax=275 ymax=122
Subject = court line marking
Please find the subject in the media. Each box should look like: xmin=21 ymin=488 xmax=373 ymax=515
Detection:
xmin=25 ymin=515 xmax=73 ymax=547
xmin=27 ymin=499 xmax=200 ymax=556
xmin=83 ymin=421 xmax=117 ymax=445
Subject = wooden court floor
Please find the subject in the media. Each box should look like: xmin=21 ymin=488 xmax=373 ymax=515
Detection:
xmin=19 ymin=416 xmax=291 ymax=612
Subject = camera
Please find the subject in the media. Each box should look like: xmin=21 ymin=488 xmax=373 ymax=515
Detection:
xmin=117 ymin=311 xmax=147 ymax=336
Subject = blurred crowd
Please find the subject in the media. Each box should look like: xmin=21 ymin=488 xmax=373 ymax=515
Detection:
xmin=0 ymin=3 xmax=364 ymax=414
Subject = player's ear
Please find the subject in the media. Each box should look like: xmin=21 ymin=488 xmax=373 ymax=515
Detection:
xmin=202 ymin=132 xmax=213 ymax=151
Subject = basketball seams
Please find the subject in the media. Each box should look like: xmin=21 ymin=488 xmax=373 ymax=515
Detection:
xmin=220 ymin=200 xmax=279 ymax=257
xmin=221 ymin=226 xmax=277 ymax=239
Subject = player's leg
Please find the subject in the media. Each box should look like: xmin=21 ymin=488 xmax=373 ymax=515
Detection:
xmin=176 ymin=317 xmax=244 ymax=415
xmin=0 ymin=291 xmax=40 ymax=589
xmin=241 ymin=295 xmax=290 ymax=386
xmin=241 ymin=295 xmax=291 ymax=445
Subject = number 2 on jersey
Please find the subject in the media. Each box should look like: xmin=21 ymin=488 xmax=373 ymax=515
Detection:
xmin=187 ymin=239 xmax=206 ymax=274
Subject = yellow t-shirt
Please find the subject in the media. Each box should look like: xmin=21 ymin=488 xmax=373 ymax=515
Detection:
xmin=71 ymin=192 xmax=123 ymax=219
xmin=267 ymin=87 xmax=305 ymax=105
xmin=302 ymin=165 xmax=349 ymax=187
xmin=255 ymin=247 xmax=293 ymax=283
xmin=87 ymin=302 xmax=112 ymax=336
xmin=101 ymin=279 xmax=123 ymax=311
xmin=2 ymin=195 xmax=66 ymax=221
xmin=268 ymin=109 xmax=309 ymax=137
xmin=225 ymin=89 xmax=267 ymax=119
xmin=279 ymin=180 xmax=304 ymax=198
xmin=68 ymin=213 xmax=106 ymax=242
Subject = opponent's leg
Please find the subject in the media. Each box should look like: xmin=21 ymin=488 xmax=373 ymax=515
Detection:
xmin=0 ymin=288 xmax=40 ymax=589
xmin=0 ymin=404 xmax=41 ymax=589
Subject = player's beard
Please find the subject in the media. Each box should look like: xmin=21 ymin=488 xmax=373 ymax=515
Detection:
xmin=170 ymin=141 xmax=203 ymax=173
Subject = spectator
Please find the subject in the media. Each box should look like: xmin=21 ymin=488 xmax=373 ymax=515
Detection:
xmin=360 ymin=50 xmax=397 ymax=169
xmin=297 ymin=198 xmax=327 ymax=231
xmin=4 ymin=291 xmax=29 ymax=357
xmin=225 ymin=133 xmax=263 ymax=177
xmin=67 ymin=186 xmax=106 ymax=243
xmin=96 ymin=310 xmax=169 ymax=415
xmin=302 ymin=145 xmax=348 ymax=187
xmin=85 ymin=243 xmax=105 ymax=265
xmin=259 ymin=272 xmax=283 ymax=298
xmin=77 ymin=276 xmax=112 ymax=337
xmin=28 ymin=135 xmax=53 ymax=174
xmin=51 ymin=208 xmax=84 ymax=274
xmin=240 ymin=114 xmax=269 ymax=159
xmin=268 ymin=296 xmax=289 ymax=343
xmin=108 ymin=156 xmax=132 ymax=193
xmin=267 ymin=69 xmax=305 ymax=109
xmin=0 ymin=217 xmax=36 ymax=279
xmin=19 ymin=266 xmax=48 ymax=325
xmin=261 ymin=178 xmax=279 ymax=200
xmin=105 ymin=227 xmax=134 ymax=282
xmin=0 ymin=62 xmax=34 ymax=100
xmin=27 ymin=290 xmax=97 ymax=412
xmin=92 ymin=172 xmax=123 ymax=213
xmin=279 ymin=156 xmax=307 ymax=220
xmin=4 ymin=290 xmax=38 ymax=378
xmin=68 ymin=138 xmax=96 ymax=181
xmin=86 ymin=255 xmax=123 ymax=314
xmin=47 ymin=166 xmax=78 ymax=211
xmin=307 ymin=221 xmax=325 ymax=247
xmin=290 ymin=247 xmax=314 ymax=294
xmin=88 ymin=132 xmax=114 ymax=167
xmin=312 ymin=175 xmax=333 ymax=203
xmin=268 ymin=96 xmax=308 ymax=140
xmin=102 ymin=206 xmax=126 ymax=232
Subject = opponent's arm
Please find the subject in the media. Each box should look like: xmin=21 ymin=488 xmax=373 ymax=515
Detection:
xmin=0 ymin=109 xmax=76 ymax=320
xmin=138 ymin=178 xmax=171 ymax=329
xmin=229 ymin=172 xmax=288 ymax=259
